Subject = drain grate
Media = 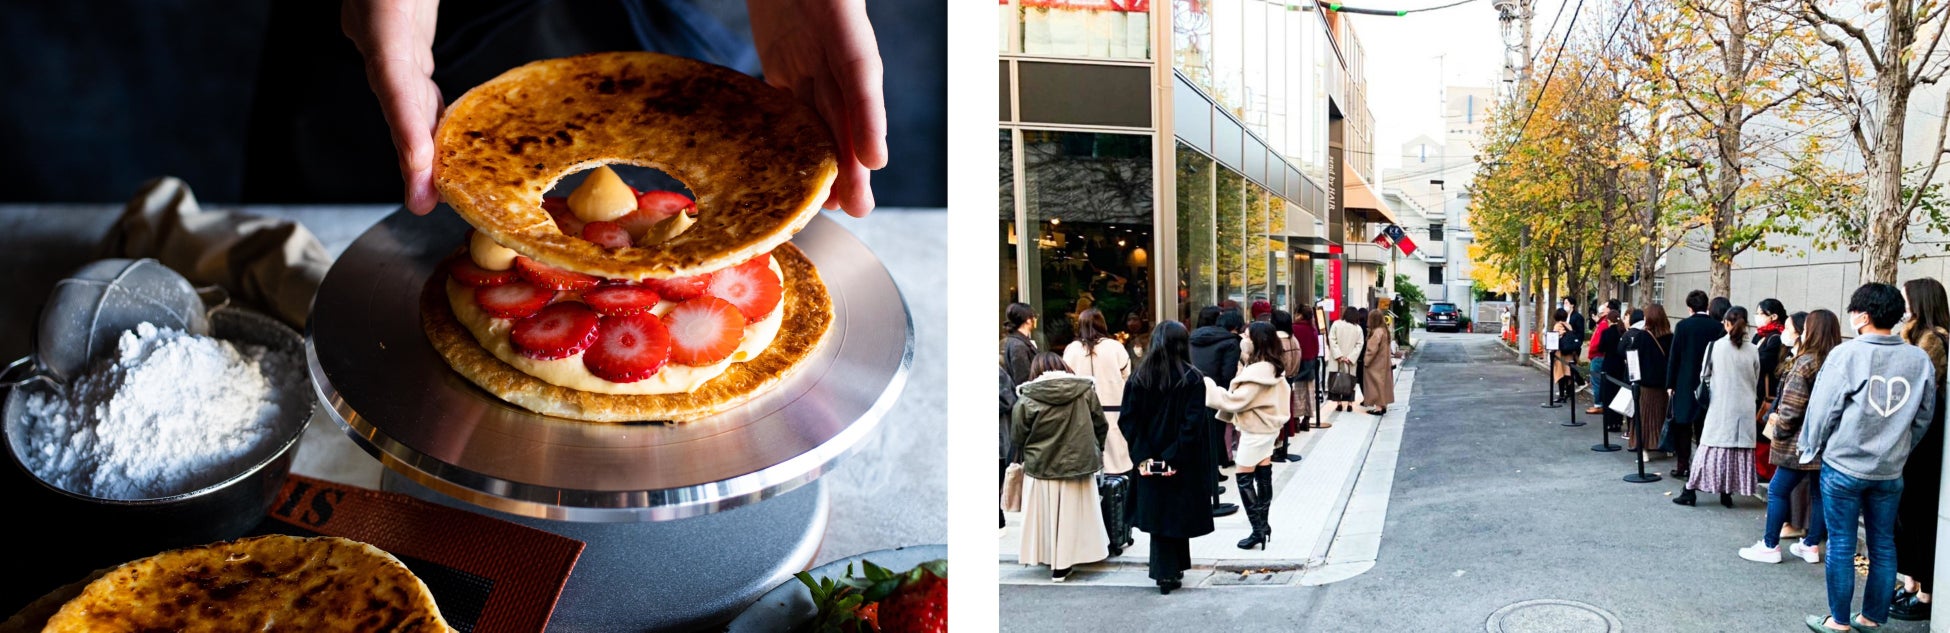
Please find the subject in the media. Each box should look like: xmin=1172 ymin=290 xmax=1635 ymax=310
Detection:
xmin=1486 ymin=599 xmax=1622 ymax=633
xmin=1209 ymin=570 xmax=1294 ymax=585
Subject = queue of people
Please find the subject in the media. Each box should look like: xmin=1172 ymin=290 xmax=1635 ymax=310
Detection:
xmin=1552 ymin=281 xmax=1947 ymax=632
xmin=1001 ymin=301 xmax=1400 ymax=594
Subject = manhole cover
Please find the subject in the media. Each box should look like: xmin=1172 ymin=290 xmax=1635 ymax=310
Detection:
xmin=1486 ymin=599 xmax=1622 ymax=633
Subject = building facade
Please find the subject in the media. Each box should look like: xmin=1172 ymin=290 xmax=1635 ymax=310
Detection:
xmin=1380 ymin=85 xmax=1493 ymax=318
xmin=999 ymin=0 xmax=1390 ymax=350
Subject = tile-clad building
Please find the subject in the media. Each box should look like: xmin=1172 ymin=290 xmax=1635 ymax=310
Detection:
xmin=999 ymin=0 xmax=1395 ymax=351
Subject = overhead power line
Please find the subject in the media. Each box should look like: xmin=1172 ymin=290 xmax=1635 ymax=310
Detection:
xmin=1320 ymin=0 xmax=1484 ymax=16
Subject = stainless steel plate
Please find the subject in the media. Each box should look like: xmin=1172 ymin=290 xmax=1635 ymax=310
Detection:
xmin=308 ymin=209 xmax=911 ymax=522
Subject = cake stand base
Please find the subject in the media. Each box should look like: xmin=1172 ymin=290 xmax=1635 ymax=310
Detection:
xmin=382 ymin=471 xmax=827 ymax=632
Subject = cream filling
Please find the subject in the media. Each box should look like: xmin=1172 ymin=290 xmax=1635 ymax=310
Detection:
xmin=447 ymin=258 xmax=785 ymax=395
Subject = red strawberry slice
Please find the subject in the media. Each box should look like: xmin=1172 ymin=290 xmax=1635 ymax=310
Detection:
xmin=543 ymin=196 xmax=586 ymax=236
xmin=449 ymin=258 xmax=518 ymax=287
xmin=583 ymin=313 xmax=672 ymax=382
xmin=642 ymin=273 xmax=711 ymax=301
xmin=583 ymin=285 xmax=662 ymax=316
xmin=705 ymin=256 xmax=783 ymax=322
xmin=662 ymin=297 xmax=747 ymax=366
xmin=513 ymin=256 xmax=601 ymax=291
xmin=619 ymin=190 xmax=695 ymax=239
xmin=581 ymin=221 xmax=633 ymax=249
xmin=474 ymin=282 xmax=555 ymax=319
xmin=510 ymin=302 xmax=600 ymax=360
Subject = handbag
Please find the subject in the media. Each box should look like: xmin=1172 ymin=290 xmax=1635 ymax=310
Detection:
xmin=1000 ymin=447 xmax=1025 ymax=513
xmin=1608 ymin=384 xmax=1636 ymax=417
xmin=1327 ymin=367 xmax=1357 ymax=401
xmin=1693 ymin=341 xmax=1715 ymax=414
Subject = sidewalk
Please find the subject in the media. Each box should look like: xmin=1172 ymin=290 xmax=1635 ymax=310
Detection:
xmin=999 ymin=358 xmax=1414 ymax=588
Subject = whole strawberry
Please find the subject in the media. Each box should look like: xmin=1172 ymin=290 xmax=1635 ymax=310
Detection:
xmin=875 ymin=560 xmax=946 ymax=633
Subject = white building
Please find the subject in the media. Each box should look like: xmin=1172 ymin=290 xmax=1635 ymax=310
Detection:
xmin=1379 ymin=85 xmax=1492 ymax=316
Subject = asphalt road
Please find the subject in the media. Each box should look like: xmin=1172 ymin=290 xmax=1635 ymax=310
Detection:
xmin=999 ymin=331 xmax=1928 ymax=633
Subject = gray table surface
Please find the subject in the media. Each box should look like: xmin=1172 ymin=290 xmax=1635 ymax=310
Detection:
xmin=0 ymin=204 xmax=944 ymax=566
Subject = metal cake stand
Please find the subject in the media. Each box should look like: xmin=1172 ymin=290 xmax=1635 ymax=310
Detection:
xmin=306 ymin=208 xmax=911 ymax=630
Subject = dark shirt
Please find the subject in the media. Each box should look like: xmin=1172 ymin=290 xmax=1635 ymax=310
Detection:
xmin=1188 ymin=326 xmax=1242 ymax=387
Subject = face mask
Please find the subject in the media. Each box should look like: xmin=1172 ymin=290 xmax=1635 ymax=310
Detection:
xmin=1852 ymin=313 xmax=1870 ymax=333
xmin=1786 ymin=332 xmax=1800 ymax=349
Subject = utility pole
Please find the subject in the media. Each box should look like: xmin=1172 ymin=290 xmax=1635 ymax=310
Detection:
xmin=1495 ymin=0 xmax=1534 ymax=365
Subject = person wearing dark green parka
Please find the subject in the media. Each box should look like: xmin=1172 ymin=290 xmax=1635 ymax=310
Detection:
xmin=1011 ymin=352 xmax=1110 ymax=582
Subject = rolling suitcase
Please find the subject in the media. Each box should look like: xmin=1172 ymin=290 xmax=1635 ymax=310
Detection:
xmin=1098 ymin=472 xmax=1134 ymax=556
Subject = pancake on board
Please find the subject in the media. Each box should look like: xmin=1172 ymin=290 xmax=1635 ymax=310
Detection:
xmin=41 ymin=535 xmax=451 ymax=633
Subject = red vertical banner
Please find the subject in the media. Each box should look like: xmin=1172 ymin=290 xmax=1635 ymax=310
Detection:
xmin=1326 ymin=245 xmax=1344 ymax=322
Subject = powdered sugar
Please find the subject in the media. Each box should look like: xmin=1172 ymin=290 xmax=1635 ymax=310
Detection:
xmin=18 ymin=322 xmax=300 ymax=500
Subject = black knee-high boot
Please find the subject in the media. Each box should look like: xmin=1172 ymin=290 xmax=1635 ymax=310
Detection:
xmin=1235 ymin=472 xmax=1265 ymax=550
xmin=1253 ymin=467 xmax=1274 ymax=542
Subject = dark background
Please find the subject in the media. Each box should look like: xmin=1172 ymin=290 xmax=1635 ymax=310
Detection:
xmin=0 ymin=0 xmax=945 ymax=208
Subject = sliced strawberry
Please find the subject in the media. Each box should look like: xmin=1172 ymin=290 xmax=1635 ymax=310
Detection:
xmin=544 ymin=196 xmax=586 ymax=236
xmin=449 ymin=258 xmax=518 ymax=287
xmin=581 ymin=221 xmax=633 ymax=249
xmin=474 ymin=282 xmax=555 ymax=319
xmin=583 ymin=285 xmax=662 ymax=317
xmin=620 ymin=190 xmax=695 ymax=238
xmin=583 ymin=313 xmax=672 ymax=382
xmin=706 ymin=256 xmax=783 ymax=322
xmin=510 ymin=302 xmax=600 ymax=360
xmin=513 ymin=256 xmax=601 ymax=291
xmin=662 ymin=297 xmax=746 ymax=366
xmin=642 ymin=274 xmax=711 ymax=301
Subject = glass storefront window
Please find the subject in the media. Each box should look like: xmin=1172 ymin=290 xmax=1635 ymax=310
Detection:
xmin=1175 ymin=143 xmax=1214 ymax=324
xmin=1211 ymin=0 xmax=1243 ymax=115
xmin=1242 ymin=1 xmax=1268 ymax=137
xmin=1020 ymin=0 xmax=1151 ymax=60
xmin=1002 ymin=130 xmax=1019 ymax=309
xmin=1172 ymin=0 xmax=1213 ymax=92
xmin=1267 ymin=2 xmax=1286 ymax=158
xmin=1001 ymin=0 xmax=1013 ymax=52
xmin=1216 ymin=167 xmax=1245 ymax=306
xmin=1247 ymin=184 xmax=1270 ymax=304
xmin=1021 ymin=130 xmax=1155 ymax=351
xmin=1270 ymin=236 xmax=1288 ymax=310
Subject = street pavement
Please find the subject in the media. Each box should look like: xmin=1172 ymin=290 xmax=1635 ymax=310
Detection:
xmin=999 ymin=331 xmax=1930 ymax=632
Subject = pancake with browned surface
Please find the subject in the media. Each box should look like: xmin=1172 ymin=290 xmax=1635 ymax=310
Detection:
xmin=433 ymin=51 xmax=837 ymax=281
xmin=424 ymin=243 xmax=833 ymax=422
xmin=41 ymin=535 xmax=451 ymax=632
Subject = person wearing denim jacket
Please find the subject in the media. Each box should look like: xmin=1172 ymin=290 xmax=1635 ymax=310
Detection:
xmin=1798 ymin=283 xmax=1940 ymax=632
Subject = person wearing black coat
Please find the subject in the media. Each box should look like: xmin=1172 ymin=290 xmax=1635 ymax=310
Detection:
xmin=1000 ymin=363 xmax=1018 ymax=530
xmin=1598 ymin=306 xmax=1630 ymax=432
xmin=1665 ymin=290 xmax=1724 ymax=478
xmin=1622 ymin=305 xmax=1675 ymax=456
xmin=1188 ymin=306 xmax=1243 ymax=517
xmin=1119 ymin=321 xmax=1217 ymax=594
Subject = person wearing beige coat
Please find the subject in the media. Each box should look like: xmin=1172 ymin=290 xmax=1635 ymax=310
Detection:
xmin=1203 ymin=322 xmax=1290 ymax=550
xmin=1064 ymin=313 xmax=1133 ymax=475
xmin=1326 ymin=312 xmax=1365 ymax=413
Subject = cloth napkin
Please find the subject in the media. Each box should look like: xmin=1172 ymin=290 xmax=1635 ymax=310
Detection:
xmin=97 ymin=176 xmax=331 ymax=328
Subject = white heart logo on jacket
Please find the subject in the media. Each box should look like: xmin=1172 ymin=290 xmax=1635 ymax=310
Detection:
xmin=1867 ymin=375 xmax=1912 ymax=418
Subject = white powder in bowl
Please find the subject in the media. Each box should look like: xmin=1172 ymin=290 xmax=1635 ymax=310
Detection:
xmin=18 ymin=322 xmax=299 ymax=500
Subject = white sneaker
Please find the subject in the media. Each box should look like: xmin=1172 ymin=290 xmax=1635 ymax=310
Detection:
xmin=1790 ymin=542 xmax=1822 ymax=564
xmin=1738 ymin=540 xmax=1783 ymax=563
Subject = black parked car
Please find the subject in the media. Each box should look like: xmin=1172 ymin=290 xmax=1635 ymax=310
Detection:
xmin=1426 ymin=302 xmax=1461 ymax=332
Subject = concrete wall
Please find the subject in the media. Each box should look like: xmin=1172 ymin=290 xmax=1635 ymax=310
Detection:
xmin=1660 ymin=228 xmax=1950 ymax=316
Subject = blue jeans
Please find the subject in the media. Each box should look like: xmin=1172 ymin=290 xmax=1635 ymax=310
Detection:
xmin=1822 ymin=468 xmax=1903 ymax=625
xmin=1589 ymin=358 xmax=1604 ymax=400
xmin=1763 ymin=467 xmax=1824 ymax=548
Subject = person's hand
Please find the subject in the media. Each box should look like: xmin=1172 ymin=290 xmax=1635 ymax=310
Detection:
xmin=748 ymin=0 xmax=887 ymax=217
xmin=343 ymin=0 xmax=443 ymax=215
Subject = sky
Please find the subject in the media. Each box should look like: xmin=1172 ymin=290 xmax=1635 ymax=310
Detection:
xmin=1341 ymin=0 xmax=1574 ymax=171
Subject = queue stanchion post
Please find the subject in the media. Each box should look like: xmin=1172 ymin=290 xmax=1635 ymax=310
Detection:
xmin=1541 ymin=346 xmax=1562 ymax=409
xmin=1561 ymin=362 xmax=1585 ymax=427
xmin=1623 ymin=379 xmax=1661 ymax=483
xmin=1593 ymin=376 xmax=1624 ymax=451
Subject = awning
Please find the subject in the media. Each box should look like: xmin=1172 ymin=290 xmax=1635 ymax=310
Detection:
xmin=1342 ymin=163 xmax=1399 ymax=225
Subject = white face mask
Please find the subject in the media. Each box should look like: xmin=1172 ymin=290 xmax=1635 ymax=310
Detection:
xmin=1852 ymin=313 xmax=1870 ymax=334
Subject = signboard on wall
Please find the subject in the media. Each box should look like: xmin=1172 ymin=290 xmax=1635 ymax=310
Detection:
xmin=1327 ymin=245 xmax=1344 ymax=322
